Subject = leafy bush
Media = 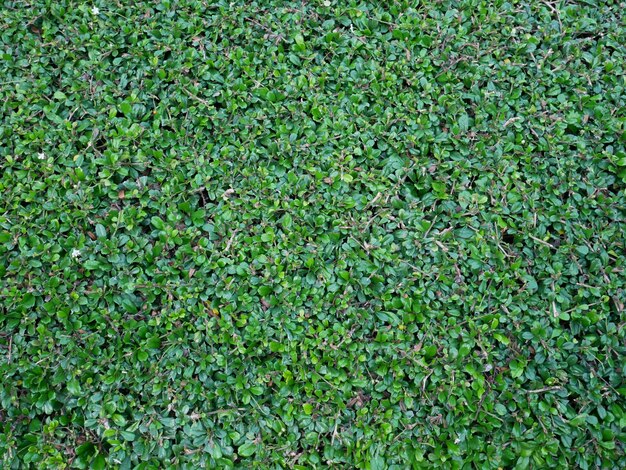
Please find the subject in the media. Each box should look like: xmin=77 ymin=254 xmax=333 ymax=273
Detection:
xmin=1 ymin=0 xmax=625 ymax=468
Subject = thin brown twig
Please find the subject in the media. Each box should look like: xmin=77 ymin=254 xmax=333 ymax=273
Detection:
xmin=224 ymin=230 xmax=239 ymax=252
xmin=542 ymin=1 xmax=563 ymax=34
xmin=528 ymin=234 xmax=556 ymax=249
xmin=527 ymin=386 xmax=563 ymax=394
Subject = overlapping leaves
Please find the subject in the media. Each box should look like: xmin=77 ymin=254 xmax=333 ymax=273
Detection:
xmin=1 ymin=0 xmax=625 ymax=468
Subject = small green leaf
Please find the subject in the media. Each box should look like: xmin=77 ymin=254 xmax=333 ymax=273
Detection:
xmin=146 ymin=336 xmax=161 ymax=349
xmin=510 ymin=359 xmax=526 ymax=378
xmin=23 ymin=293 xmax=36 ymax=308
xmin=92 ymin=454 xmax=106 ymax=470
xmin=370 ymin=455 xmax=385 ymax=470
xmin=120 ymin=431 xmax=135 ymax=441
xmin=95 ymin=224 xmax=107 ymax=239
xmin=459 ymin=113 xmax=469 ymax=132
xmin=458 ymin=343 xmax=471 ymax=357
xmin=67 ymin=379 xmax=82 ymax=395
xmin=151 ymin=216 xmax=165 ymax=230
xmin=76 ymin=442 xmax=95 ymax=457
xmin=120 ymin=102 xmax=132 ymax=115
xmin=238 ymin=441 xmax=257 ymax=457
xmin=281 ymin=213 xmax=293 ymax=229
xmin=495 ymin=403 xmax=508 ymax=415
xmin=84 ymin=260 xmax=100 ymax=270
xmin=431 ymin=181 xmax=446 ymax=193
xmin=258 ymin=286 xmax=272 ymax=296
xmin=112 ymin=414 xmax=127 ymax=426
xmin=424 ymin=345 xmax=437 ymax=359
xmin=456 ymin=227 xmax=475 ymax=239
xmin=493 ymin=333 xmax=510 ymax=345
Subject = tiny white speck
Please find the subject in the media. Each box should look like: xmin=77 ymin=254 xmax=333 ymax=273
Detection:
xmin=71 ymin=249 xmax=82 ymax=258
xmin=323 ymin=0 xmax=331 ymax=6
xmin=484 ymin=364 xmax=493 ymax=372
xmin=91 ymin=6 xmax=100 ymax=15
xmin=38 ymin=152 xmax=46 ymax=160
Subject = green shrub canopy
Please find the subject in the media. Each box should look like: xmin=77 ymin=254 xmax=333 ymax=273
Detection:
xmin=1 ymin=1 xmax=625 ymax=468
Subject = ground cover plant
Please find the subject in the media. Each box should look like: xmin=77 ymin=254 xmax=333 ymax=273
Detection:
xmin=1 ymin=0 xmax=626 ymax=468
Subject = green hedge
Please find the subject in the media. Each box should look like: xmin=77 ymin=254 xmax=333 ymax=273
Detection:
xmin=1 ymin=0 xmax=625 ymax=468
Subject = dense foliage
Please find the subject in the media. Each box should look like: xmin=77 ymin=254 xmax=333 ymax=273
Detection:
xmin=1 ymin=0 xmax=625 ymax=468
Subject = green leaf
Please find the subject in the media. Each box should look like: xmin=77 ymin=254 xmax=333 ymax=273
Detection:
xmin=494 ymin=403 xmax=508 ymax=415
xmin=510 ymin=359 xmax=526 ymax=378
xmin=120 ymin=102 xmax=132 ymax=115
xmin=576 ymin=245 xmax=589 ymax=256
xmin=120 ymin=431 xmax=136 ymax=441
xmin=112 ymin=414 xmax=127 ymax=426
xmin=22 ymin=293 xmax=36 ymax=308
xmin=424 ymin=345 xmax=437 ymax=359
xmin=459 ymin=113 xmax=469 ymax=132
xmin=95 ymin=224 xmax=107 ymax=239
xmin=458 ymin=343 xmax=471 ymax=357
xmin=151 ymin=216 xmax=165 ymax=230
xmin=238 ymin=441 xmax=257 ymax=457
xmin=67 ymin=379 xmax=82 ymax=395
xmin=456 ymin=227 xmax=475 ymax=239
xmin=431 ymin=181 xmax=446 ymax=193
xmin=258 ymin=286 xmax=272 ymax=296
xmin=76 ymin=442 xmax=95 ymax=457
xmin=281 ymin=213 xmax=293 ymax=229
xmin=493 ymin=333 xmax=510 ymax=345
xmin=92 ymin=454 xmax=106 ymax=470
xmin=84 ymin=260 xmax=100 ymax=270
xmin=369 ymin=455 xmax=385 ymax=470
xmin=146 ymin=336 xmax=161 ymax=349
